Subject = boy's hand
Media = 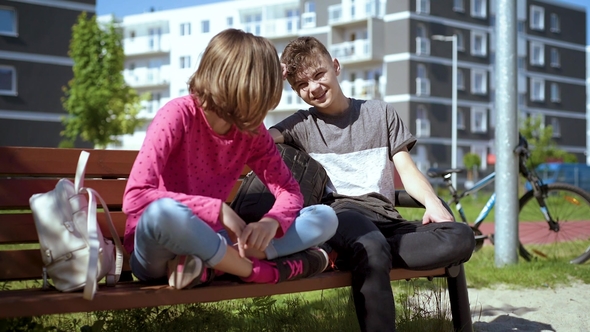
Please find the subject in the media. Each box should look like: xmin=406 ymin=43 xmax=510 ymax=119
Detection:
xmin=220 ymin=203 xmax=247 ymax=256
xmin=422 ymin=196 xmax=455 ymax=224
xmin=239 ymin=218 xmax=279 ymax=255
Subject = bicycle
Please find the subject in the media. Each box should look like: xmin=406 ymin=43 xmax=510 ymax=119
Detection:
xmin=427 ymin=134 xmax=590 ymax=264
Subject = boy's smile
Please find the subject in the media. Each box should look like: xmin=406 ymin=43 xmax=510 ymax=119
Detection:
xmin=291 ymin=56 xmax=349 ymax=115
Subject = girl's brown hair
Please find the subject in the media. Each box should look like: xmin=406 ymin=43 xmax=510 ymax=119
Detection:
xmin=280 ymin=36 xmax=332 ymax=87
xmin=189 ymin=29 xmax=282 ymax=133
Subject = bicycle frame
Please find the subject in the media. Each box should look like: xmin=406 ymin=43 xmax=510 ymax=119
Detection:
xmin=449 ymin=172 xmax=496 ymax=230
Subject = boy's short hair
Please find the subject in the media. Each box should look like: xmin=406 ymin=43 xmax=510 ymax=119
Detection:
xmin=189 ymin=29 xmax=282 ymax=133
xmin=280 ymin=37 xmax=332 ymax=87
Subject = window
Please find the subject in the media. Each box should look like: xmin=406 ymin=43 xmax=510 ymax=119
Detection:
xmin=201 ymin=20 xmax=210 ymax=33
xmin=530 ymin=5 xmax=544 ymax=31
xmin=0 ymin=66 xmax=17 ymax=95
xmin=550 ymin=118 xmax=561 ymax=137
xmin=129 ymin=62 xmax=135 ymax=70
xmin=550 ymin=83 xmax=560 ymax=102
xmin=456 ymin=32 xmax=465 ymax=51
xmin=302 ymin=1 xmax=316 ymax=28
xmin=471 ymin=31 xmax=487 ymax=57
xmin=180 ymin=23 xmax=191 ymax=36
xmin=471 ymin=0 xmax=487 ymax=18
xmin=550 ymin=13 xmax=560 ymax=33
xmin=227 ymin=17 xmax=233 ymax=27
xmin=550 ymin=48 xmax=560 ymax=67
xmin=457 ymin=69 xmax=465 ymax=90
xmin=530 ymin=42 xmax=544 ymax=66
xmin=0 ymin=7 xmax=17 ymax=36
xmin=180 ymin=56 xmax=191 ymax=69
xmin=416 ymin=24 xmax=429 ymax=55
xmin=415 ymin=105 xmax=430 ymax=137
xmin=416 ymin=0 xmax=430 ymax=14
xmin=530 ymin=78 xmax=545 ymax=102
xmin=471 ymin=107 xmax=487 ymax=133
xmin=453 ymin=0 xmax=464 ymax=12
xmin=457 ymin=109 xmax=465 ymax=129
xmin=416 ymin=64 xmax=430 ymax=96
xmin=130 ymin=30 xmax=136 ymax=40
xmin=471 ymin=69 xmax=487 ymax=95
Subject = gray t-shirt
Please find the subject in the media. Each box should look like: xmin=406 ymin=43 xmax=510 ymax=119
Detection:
xmin=272 ymin=98 xmax=416 ymax=203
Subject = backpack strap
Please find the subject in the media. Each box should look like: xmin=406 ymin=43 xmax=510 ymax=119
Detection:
xmin=74 ymin=151 xmax=89 ymax=192
xmin=81 ymin=187 xmax=125 ymax=300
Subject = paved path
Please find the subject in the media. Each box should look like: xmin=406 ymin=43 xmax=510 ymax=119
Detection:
xmin=474 ymin=220 xmax=590 ymax=244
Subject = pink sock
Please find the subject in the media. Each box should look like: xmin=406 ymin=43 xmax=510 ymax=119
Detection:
xmin=241 ymin=258 xmax=279 ymax=284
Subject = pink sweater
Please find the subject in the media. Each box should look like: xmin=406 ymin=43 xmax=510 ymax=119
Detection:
xmin=122 ymin=96 xmax=303 ymax=253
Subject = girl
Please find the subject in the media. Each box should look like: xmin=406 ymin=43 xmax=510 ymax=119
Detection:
xmin=122 ymin=29 xmax=338 ymax=289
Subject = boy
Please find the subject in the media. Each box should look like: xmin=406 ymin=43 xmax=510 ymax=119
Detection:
xmin=269 ymin=36 xmax=475 ymax=332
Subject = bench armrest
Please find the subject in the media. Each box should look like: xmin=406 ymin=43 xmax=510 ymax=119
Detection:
xmin=394 ymin=190 xmax=454 ymax=217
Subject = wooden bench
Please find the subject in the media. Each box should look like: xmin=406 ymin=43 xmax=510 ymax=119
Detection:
xmin=0 ymin=146 xmax=473 ymax=331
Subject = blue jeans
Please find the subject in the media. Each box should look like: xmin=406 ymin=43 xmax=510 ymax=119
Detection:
xmin=130 ymin=197 xmax=338 ymax=282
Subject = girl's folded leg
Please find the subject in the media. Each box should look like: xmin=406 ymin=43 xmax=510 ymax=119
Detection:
xmin=264 ymin=204 xmax=338 ymax=260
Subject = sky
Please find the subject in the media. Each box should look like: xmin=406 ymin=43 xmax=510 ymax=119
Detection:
xmin=96 ymin=0 xmax=590 ymax=44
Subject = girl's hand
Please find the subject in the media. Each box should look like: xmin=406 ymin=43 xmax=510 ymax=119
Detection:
xmin=239 ymin=218 xmax=279 ymax=255
xmin=220 ymin=203 xmax=247 ymax=256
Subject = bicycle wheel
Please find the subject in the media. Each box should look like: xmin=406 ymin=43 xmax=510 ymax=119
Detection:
xmin=518 ymin=183 xmax=590 ymax=262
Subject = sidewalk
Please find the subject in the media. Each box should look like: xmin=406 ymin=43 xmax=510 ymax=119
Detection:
xmin=476 ymin=220 xmax=590 ymax=244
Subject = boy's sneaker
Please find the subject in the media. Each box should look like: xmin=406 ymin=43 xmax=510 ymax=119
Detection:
xmin=271 ymin=247 xmax=329 ymax=283
xmin=167 ymin=255 xmax=214 ymax=289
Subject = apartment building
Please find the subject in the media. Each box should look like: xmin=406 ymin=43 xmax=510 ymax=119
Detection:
xmin=0 ymin=0 xmax=96 ymax=147
xmin=110 ymin=0 xmax=587 ymax=176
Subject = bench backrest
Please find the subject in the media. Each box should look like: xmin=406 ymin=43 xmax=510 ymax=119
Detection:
xmin=0 ymin=147 xmax=249 ymax=282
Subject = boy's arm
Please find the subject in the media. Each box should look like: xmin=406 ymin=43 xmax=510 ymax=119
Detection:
xmin=392 ymin=148 xmax=454 ymax=224
xmin=269 ymin=128 xmax=285 ymax=144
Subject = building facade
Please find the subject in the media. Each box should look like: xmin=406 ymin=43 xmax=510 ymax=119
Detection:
xmin=0 ymin=0 xmax=96 ymax=147
xmin=107 ymin=0 xmax=587 ymax=175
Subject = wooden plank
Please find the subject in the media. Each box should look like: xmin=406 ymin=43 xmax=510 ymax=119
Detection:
xmin=0 ymin=179 xmax=127 ymax=209
xmin=0 ymin=249 xmax=131 ymax=281
xmin=0 ymin=147 xmax=138 ymax=178
xmin=0 ymin=268 xmax=447 ymax=318
xmin=0 ymin=213 xmax=128 ymax=244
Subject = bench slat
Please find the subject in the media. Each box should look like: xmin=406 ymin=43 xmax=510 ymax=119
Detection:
xmin=0 ymin=268 xmax=447 ymax=318
xmin=0 ymin=213 xmax=127 ymax=244
xmin=0 ymin=147 xmax=138 ymax=178
xmin=0 ymin=249 xmax=131 ymax=280
xmin=1 ymin=178 xmax=244 ymax=210
xmin=0 ymin=179 xmax=127 ymax=210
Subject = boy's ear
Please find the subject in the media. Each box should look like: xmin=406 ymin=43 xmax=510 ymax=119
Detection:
xmin=333 ymin=58 xmax=341 ymax=76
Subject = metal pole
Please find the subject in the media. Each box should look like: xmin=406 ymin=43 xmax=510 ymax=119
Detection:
xmin=451 ymin=35 xmax=458 ymax=190
xmin=495 ymin=0 xmax=519 ymax=266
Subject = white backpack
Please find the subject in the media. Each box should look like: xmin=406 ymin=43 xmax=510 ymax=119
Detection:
xmin=29 ymin=151 xmax=125 ymax=300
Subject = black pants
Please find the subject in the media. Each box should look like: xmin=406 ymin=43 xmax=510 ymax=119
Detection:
xmin=326 ymin=206 xmax=475 ymax=332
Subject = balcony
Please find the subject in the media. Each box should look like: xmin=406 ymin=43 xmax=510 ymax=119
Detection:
xmin=264 ymin=17 xmax=300 ymax=38
xmin=125 ymin=67 xmax=170 ymax=89
xmin=124 ymin=34 xmax=170 ymax=57
xmin=328 ymin=0 xmax=385 ymax=24
xmin=276 ymin=89 xmax=306 ymax=111
xmin=330 ymin=39 xmax=371 ymax=62
xmin=416 ymin=78 xmax=431 ymax=96
xmin=301 ymin=12 xmax=316 ymax=28
xmin=341 ymin=80 xmax=382 ymax=100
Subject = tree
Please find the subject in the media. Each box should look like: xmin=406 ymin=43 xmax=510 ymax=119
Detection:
xmin=519 ymin=115 xmax=577 ymax=168
xmin=61 ymin=12 xmax=144 ymax=148
xmin=463 ymin=152 xmax=481 ymax=181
